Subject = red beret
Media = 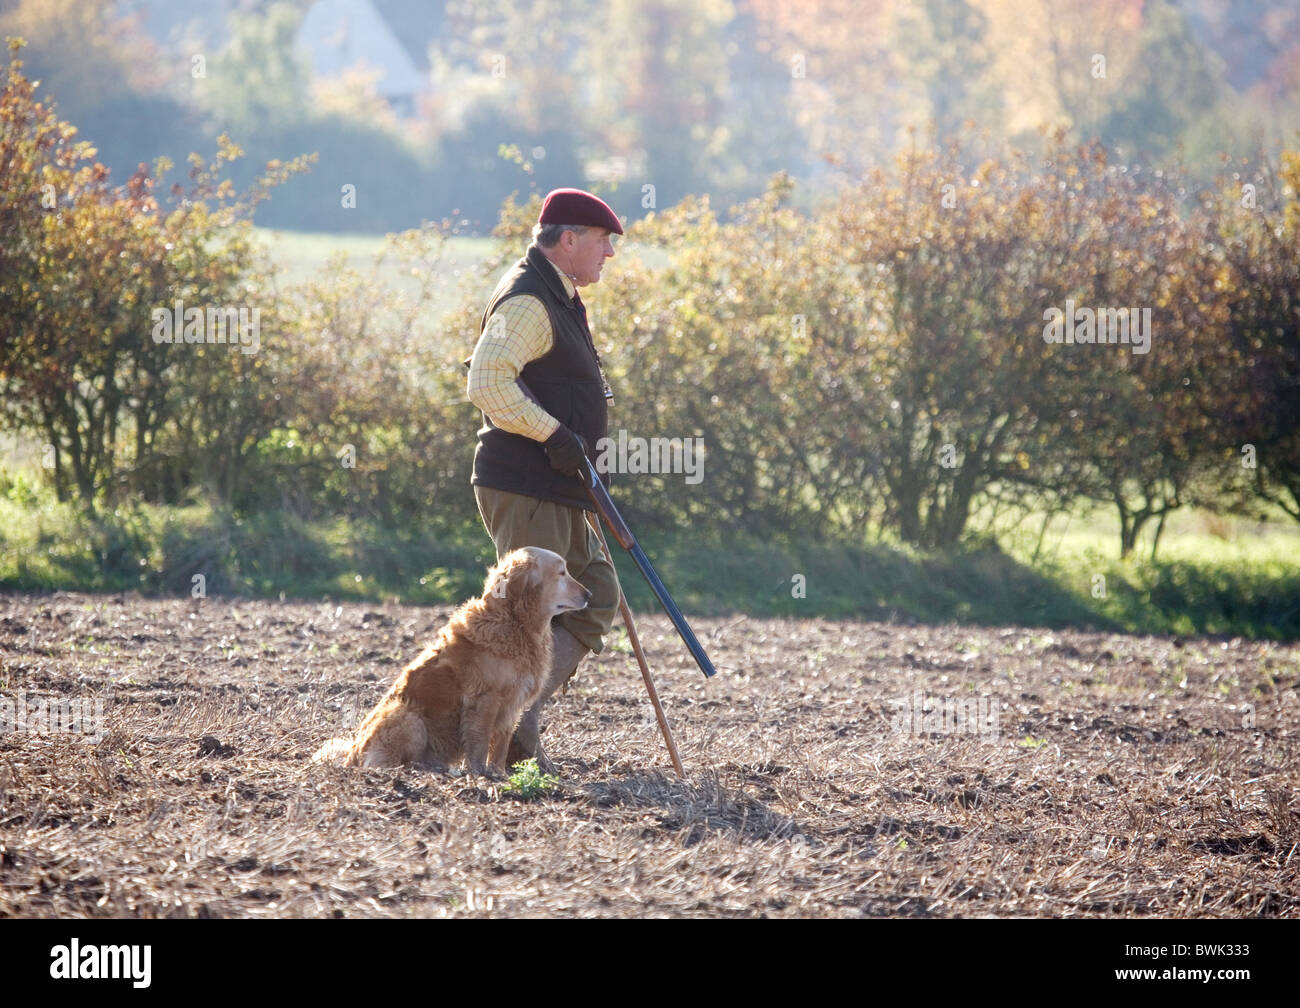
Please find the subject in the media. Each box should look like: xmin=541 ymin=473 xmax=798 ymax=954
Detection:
xmin=538 ymin=188 xmax=623 ymax=235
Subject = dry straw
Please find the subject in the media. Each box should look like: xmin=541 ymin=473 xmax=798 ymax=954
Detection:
xmin=0 ymin=592 xmax=1295 ymax=917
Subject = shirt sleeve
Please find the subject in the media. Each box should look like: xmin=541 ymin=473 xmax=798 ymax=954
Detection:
xmin=466 ymin=294 xmax=561 ymax=442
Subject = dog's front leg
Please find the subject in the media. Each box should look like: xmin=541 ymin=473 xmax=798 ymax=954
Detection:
xmin=487 ymin=695 xmax=531 ymax=776
xmin=486 ymin=724 xmax=513 ymax=777
xmin=461 ymin=696 xmax=505 ymax=780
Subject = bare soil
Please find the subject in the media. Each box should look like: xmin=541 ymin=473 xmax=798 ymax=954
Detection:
xmin=1 ymin=590 xmax=1296 ymax=918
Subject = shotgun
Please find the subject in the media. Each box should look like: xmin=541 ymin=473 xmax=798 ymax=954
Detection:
xmin=512 ymin=379 xmax=717 ymax=679
xmin=576 ymin=455 xmax=717 ymax=679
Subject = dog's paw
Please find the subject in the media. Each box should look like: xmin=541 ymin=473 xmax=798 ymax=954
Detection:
xmin=469 ymin=762 xmax=506 ymax=781
xmin=532 ymin=746 xmax=558 ymax=777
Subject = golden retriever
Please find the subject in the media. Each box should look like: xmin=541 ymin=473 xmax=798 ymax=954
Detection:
xmin=313 ymin=547 xmax=589 ymax=778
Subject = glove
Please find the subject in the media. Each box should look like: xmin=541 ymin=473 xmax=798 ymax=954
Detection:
xmin=543 ymin=425 xmax=589 ymax=479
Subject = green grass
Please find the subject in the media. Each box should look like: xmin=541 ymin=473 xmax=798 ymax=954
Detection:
xmin=502 ymin=759 xmax=561 ymax=799
xmin=595 ymin=503 xmax=1300 ymax=639
xmin=993 ymin=504 xmax=1300 ymax=638
xmin=607 ymin=525 xmax=1107 ymax=625
xmin=0 ymin=483 xmax=494 ymax=606
xmin=2 ymin=467 xmax=1297 ymax=639
xmin=254 ymin=228 xmax=498 ymax=318
xmin=255 ymin=227 xmax=665 ymax=311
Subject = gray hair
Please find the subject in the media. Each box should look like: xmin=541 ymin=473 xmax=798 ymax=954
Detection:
xmin=533 ymin=222 xmax=589 ymax=248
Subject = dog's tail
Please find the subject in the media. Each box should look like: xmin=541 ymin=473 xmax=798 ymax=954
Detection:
xmin=311 ymin=736 xmax=359 ymax=765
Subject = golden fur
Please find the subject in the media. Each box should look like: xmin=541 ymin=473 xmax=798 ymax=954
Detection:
xmin=313 ymin=547 xmax=589 ymax=778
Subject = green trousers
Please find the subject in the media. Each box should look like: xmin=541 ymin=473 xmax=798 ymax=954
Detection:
xmin=474 ymin=485 xmax=620 ymax=654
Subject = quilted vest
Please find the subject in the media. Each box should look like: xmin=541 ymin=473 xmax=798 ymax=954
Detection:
xmin=470 ymin=245 xmax=609 ymax=510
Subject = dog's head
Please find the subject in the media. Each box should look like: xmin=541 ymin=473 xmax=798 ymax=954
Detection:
xmin=485 ymin=547 xmax=591 ymax=619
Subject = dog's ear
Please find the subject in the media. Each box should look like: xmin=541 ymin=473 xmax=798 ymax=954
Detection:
xmin=485 ymin=555 xmax=516 ymax=601
xmin=484 ymin=551 xmax=540 ymax=607
xmin=505 ymin=553 xmax=545 ymax=607
xmin=517 ymin=557 xmax=544 ymax=601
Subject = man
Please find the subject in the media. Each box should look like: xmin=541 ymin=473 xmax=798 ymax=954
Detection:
xmin=465 ymin=187 xmax=623 ymax=774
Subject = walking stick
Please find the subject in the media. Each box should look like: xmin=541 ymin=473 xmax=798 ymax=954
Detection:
xmin=585 ymin=510 xmax=686 ymax=778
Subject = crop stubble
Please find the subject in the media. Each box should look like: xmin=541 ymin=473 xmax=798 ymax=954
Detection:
xmin=0 ymin=591 xmax=1296 ymax=918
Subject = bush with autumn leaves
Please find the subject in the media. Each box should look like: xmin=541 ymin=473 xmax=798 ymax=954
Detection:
xmin=0 ymin=40 xmax=466 ymax=530
xmin=597 ymin=145 xmax=1298 ymax=556
xmin=2 ymin=39 xmax=1297 ymax=560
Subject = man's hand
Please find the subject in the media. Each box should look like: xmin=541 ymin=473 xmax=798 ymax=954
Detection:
xmin=544 ymin=425 xmax=589 ymax=478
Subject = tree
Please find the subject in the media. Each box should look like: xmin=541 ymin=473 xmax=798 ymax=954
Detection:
xmin=829 ymin=137 xmax=1234 ymax=556
xmin=198 ymin=2 xmax=312 ymax=138
xmin=0 ymin=0 xmax=206 ymax=188
xmin=0 ymin=40 xmax=307 ymax=510
xmin=1018 ymin=146 xmax=1235 ymax=558
xmin=887 ymin=0 xmax=1004 ymax=144
xmin=831 ymin=141 xmax=1074 ymax=549
xmin=1212 ymin=150 xmax=1300 ymax=522
xmin=0 ymin=37 xmax=122 ymax=504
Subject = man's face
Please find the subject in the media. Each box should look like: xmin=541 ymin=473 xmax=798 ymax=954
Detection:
xmin=558 ymin=227 xmax=615 ymax=287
